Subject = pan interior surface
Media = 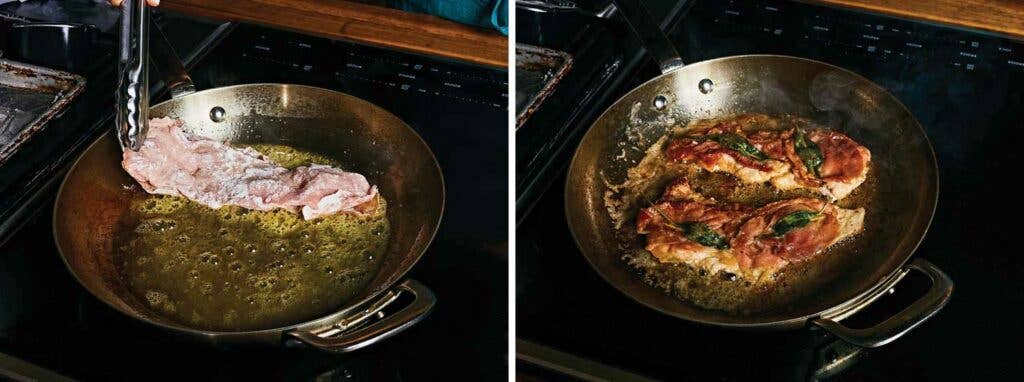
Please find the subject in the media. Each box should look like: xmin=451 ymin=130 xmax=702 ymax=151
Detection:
xmin=54 ymin=84 xmax=444 ymax=334
xmin=113 ymin=145 xmax=391 ymax=331
xmin=566 ymin=56 xmax=937 ymax=327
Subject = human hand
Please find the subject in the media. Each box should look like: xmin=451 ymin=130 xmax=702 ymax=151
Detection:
xmin=109 ymin=0 xmax=161 ymax=6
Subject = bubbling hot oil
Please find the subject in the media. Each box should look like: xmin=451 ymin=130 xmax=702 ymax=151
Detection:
xmin=113 ymin=145 xmax=389 ymax=331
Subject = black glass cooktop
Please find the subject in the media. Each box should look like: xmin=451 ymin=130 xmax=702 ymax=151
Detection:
xmin=0 ymin=20 xmax=508 ymax=382
xmin=517 ymin=0 xmax=1024 ymax=380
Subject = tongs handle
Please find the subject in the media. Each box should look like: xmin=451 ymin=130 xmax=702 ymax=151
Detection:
xmin=116 ymin=0 xmax=150 ymax=151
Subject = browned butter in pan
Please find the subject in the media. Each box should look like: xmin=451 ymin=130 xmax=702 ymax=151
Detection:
xmin=614 ymin=114 xmax=875 ymax=314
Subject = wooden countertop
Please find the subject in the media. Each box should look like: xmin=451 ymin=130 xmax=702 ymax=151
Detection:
xmin=158 ymin=0 xmax=1022 ymax=68
xmin=162 ymin=0 xmax=508 ymax=68
xmin=806 ymin=0 xmax=1024 ymax=40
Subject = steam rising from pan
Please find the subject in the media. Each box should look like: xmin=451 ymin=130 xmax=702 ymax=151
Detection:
xmin=809 ymin=70 xmax=905 ymax=172
xmin=809 ymin=70 xmax=858 ymax=112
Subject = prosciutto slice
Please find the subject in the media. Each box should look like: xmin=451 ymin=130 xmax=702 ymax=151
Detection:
xmin=635 ymin=178 xmax=865 ymax=282
xmin=667 ymin=114 xmax=871 ymax=200
xmin=122 ymin=117 xmax=378 ymax=220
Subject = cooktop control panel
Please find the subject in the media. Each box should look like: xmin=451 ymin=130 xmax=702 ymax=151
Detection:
xmin=220 ymin=26 xmax=508 ymax=111
xmin=690 ymin=0 xmax=1024 ymax=75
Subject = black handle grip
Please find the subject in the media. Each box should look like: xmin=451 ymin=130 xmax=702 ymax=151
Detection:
xmin=612 ymin=0 xmax=684 ymax=73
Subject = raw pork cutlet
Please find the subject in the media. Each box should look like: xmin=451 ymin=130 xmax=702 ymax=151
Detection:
xmin=730 ymin=198 xmax=864 ymax=281
xmin=667 ymin=114 xmax=871 ymax=200
xmin=122 ymin=117 xmax=378 ymax=220
xmin=635 ymin=179 xmax=754 ymax=277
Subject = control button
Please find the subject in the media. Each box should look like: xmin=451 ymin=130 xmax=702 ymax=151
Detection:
xmin=958 ymin=51 xmax=978 ymax=59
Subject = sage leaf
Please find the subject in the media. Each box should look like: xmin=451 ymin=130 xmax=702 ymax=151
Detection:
xmin=794 ymin=128 xmax=824 ymax=177
xmin=678 ymin=221 xmax=731 ymax=250
xmin=649 ymin=205 xmax=730 ymax=249
xmin=765 ymin=210 xmax=823 ymax=238
xmin=705 ymin=133 xmax=769 ymax=161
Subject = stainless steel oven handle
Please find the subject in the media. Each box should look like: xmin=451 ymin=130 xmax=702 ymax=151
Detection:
xmin=517 ymin=0 xmax=580 ymax=13
xmin=517 ymin=1 xmax=617 ymax=18
xmin=286 ymin=279 xmax=436 ymax=353
xmin=813 ymin=258 xmax=953 ymax=348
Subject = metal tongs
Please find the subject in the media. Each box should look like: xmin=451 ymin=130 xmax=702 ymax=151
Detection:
xmin=116 ymin=0 xmax=149 ymax=151
xmin=115 ymin=0 xmax=194 ymax=151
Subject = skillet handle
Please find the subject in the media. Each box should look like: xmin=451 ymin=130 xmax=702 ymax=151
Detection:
xmin=149 ymin=16 xmax=196 ymax=99
xmin=813 ymin=258 xmax=953 ymax=348
xmin=611 ymin=0 xmax=684 ymax=73
xmin=286 ymin=279 xmax=435 ymax=353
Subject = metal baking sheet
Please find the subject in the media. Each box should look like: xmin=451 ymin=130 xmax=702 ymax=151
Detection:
xmin=516 ymin=44 xmax=572 ymax=129
xmin=0 ymin=58 xmax=85 ymax=165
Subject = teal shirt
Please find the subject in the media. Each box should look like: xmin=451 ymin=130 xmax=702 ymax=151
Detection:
xmin=388 ymin=0 xmax=508 ymax=35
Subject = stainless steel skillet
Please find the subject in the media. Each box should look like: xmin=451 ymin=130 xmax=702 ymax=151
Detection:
xmin=565 ymin=0 xmax=952 ymax=347
xmin=53 ymin=2 xmax=444 ymax=352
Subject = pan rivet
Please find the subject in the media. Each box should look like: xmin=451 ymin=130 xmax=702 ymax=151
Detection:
xmin=653 ymin=95 xmax=668 ymax=110
xmin=210 ymin=106 xmax=226 ymax=122
xmin=698 ymin=78 xmax=714 ymax=94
